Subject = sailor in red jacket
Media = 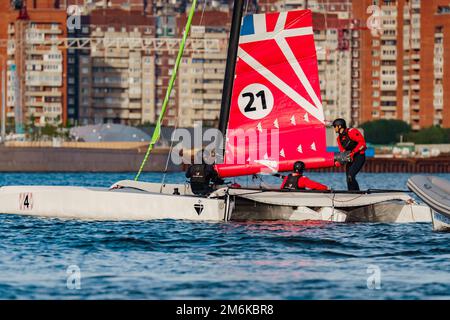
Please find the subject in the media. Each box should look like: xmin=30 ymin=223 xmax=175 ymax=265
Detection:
xmin=333 ymin=118 xmax=367 ymax=191
xmin=279 ymin=161 xmax=329 ymax=191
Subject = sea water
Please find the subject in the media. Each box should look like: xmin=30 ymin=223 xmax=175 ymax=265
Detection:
xmin=0 ymin=172 xmax=449 ymax=300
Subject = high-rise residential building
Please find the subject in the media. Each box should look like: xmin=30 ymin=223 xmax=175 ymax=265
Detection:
xmin=313 ymin=12 xmax=354 ymax=123
xmin=1 ymin=0 xmax=448 ymax=132
xmin=353 ymin=0 xmax=450 ymax=129
xmin=67 ymin=8 xmax=156 ymax=125
xmin=259 ymin=0 xmax=360 ymax=125
xmin=177 ymin=10 xmax=230 ymax=128
xmin=3 ymin=0 xmax=68 ymax=131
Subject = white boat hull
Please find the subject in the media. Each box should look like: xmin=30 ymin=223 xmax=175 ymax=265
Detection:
xmin=0 ymin=180 xmax=431 ymax=223
xmin=0 ymin=185 xmax=228 ymax=221
xmin=228 ymin=190 xmax=431 ymax=223
xmin=408 ymin=175 xmax=450 ymax=231
xmin=431 ymin=210 xmax=450 ymax=232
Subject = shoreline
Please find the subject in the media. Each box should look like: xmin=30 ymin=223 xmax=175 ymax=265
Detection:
xmin=0 ymin=146 xmax=180 ymax=173
xmin=312 ymin=156 xmax=450 ymax=174
xmin=0 ymin=146 xmax=448 ymax=173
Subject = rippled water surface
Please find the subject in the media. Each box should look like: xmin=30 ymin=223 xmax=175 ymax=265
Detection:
xmin=0 ymin=172 xmax=449 ymax=299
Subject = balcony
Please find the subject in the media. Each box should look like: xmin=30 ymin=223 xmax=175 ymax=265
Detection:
xmin=204 ymin=103 xmax=220 ymax=110
xmin=381 ymin=84 xmax=397 ymax=91
xmin=381 ymin=54 xmax=397 ymax=61
xmin=129 ymin=102 xmax=141 ymax=110
xmin=41 ymin=28 xmax=62 ymax=35
xmin=203 ymin=83 xmax=223 ymax=90
xmin=380 ymin=96 xmax=397 ymax=102
xmin=26 ymin=100 xmax=45 ymax=107
xmin=204 ymin=73 xmax=225 ymax=80
xmin=129 ymin=113 xmax=142 ymax=120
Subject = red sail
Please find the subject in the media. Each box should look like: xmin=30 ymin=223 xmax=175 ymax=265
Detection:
xmin=216 ymin=10 xmax=335 ymax=178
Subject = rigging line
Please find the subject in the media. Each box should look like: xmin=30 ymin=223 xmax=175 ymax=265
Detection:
xmin=331 ymin=191 xmax=336 ymax=221
xmin=160 ymin=115 xmax=180 ymax=193
xmin=326 ymin=193 xmax=365 ymax=203
xmin=134 ymin=0 xmax=198 ymax=181
xmin=199 ymin=0 xmax=207 ymax=26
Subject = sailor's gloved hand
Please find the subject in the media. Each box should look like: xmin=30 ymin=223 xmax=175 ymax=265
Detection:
xmin=334 ymin=161 xmax=341 ymax=168
xmin=348 ymin=152 xmax=354 ymax=162
xmin=334 ymin=151 xmax=352 ymax=165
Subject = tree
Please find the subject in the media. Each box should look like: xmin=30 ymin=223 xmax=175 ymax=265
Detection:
xmin=360 ymin=119 xmax=411 ymax=145
xmin=406 ymin=126 xmax=450 ymax=144
xmin=41 ymin=124 xmax=58 ymax=138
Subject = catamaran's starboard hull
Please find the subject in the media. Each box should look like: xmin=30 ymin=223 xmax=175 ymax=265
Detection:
xmin=0 ymin=185 xmax=229 ymax=221
xmin=230 ymin=194 xmax=431 ymax=223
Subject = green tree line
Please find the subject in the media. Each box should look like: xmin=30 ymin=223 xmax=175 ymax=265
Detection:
xmin=360 ymin=119 xmax=450 ymax=145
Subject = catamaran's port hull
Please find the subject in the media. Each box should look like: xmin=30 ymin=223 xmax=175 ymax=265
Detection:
xmin=0 ymin=181 xmax=432 ymax=223
xmin=0 ymin=185 xmax=229 ymax=221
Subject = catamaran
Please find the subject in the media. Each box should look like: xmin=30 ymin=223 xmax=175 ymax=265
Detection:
xmin=0 ymin=1 xmax=431 ymax=223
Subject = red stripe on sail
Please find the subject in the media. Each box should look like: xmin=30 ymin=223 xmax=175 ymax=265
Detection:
xmin=239 ymin=40 xmax=318 ymax=110
xmin=284 ymin=10 xmax=312 ymax=29
xmin=265 ymin=12 xmax=279 ymax=32
xmin=284 ymin=35 xmax=322 ymax=105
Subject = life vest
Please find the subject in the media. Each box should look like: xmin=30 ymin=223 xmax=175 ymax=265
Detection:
xmin=338 ymin=128 xmax=358 ymax=152
xmin=189 ymin=164 xmax=208 ymax=185
xmin=283 ymin=174 xmax=306 ymax=191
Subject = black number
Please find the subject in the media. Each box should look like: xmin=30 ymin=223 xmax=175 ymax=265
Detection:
xmin=256 ymin=90 xmax=267 ymax=110
xmin=242 ymin=90 xmax=268 ymax=113
xmin=24 ymin=195 xmax=29 ymax=208
xmin=242 ymin=92 xmax=256 ymax=112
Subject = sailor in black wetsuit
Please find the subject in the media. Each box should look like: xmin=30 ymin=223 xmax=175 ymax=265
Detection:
xmin=185 ymin=152 xmax=224 ymax=195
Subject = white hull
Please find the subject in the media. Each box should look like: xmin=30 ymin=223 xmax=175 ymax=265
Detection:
xmin=225 ymin=188 xmax=431 ymax=223
xmin=431 ymin=210 xmax=450 ymax=232
xmin=0 ymin=185 xmax=229 ymax=221
xmin=408 ymin=175 xmax=450 ymax=231
xmin=0 ymin=180 xmax=431 ymax=223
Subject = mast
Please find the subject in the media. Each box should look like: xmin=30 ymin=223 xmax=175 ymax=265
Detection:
xmin=218 ymin=0 xmax=245 ymax=136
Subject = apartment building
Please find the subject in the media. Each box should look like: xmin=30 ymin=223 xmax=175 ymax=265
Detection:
xmin=353 ymin=0 xmax=450 ymax=129
xmin=67 ymin=8 xmax=156 ymax=126
xmin=177 ymin=10 xmax=230 ymax=128
xmin=259 ymin=0 xmax=360 ymax=125
xmin=312 ymin=11 xmax=360 ymax=124
xmin=3 ymin=1 xmax=68 ymax=131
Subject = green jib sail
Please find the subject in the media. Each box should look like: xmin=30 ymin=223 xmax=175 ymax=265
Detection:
xmin=135 ymin=0 xmax=198 ymax=181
